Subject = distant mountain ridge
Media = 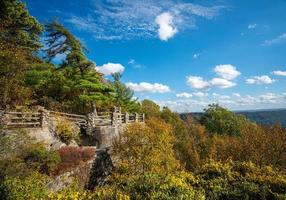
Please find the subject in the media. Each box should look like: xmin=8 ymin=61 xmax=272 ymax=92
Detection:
xmin=181 ymin=108 xmax=286 ymax=128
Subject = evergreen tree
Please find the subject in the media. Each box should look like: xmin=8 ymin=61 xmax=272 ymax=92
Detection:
xmin=0 ymin=0 xmax=43 ymax=51
xmin=26 ymin=20 xmax=115 ymax=113
xmin=0 ymin=0 xmax=43 ymax=108
xmin=45 ymin=20 xmax=92 ymax=77
xmin=111 ymin=73 xmax=139 ymax=112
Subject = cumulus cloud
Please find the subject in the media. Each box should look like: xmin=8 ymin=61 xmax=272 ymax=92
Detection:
xmin=259 ymin=93 xmax=280 ymax=103
xmin=163 ymin=92 xmax=286 ymax=112
xmin=246 ymin=75 xmax=275 ymax=85
xmin=187 ymin=64 xmax=240 ymax=90
xmin=126 ymin=82 xmax=170 ymax=93
xmin=262 ymin=33 xmax=286 ymax=46
xmin=232 ymin=93 xmax=241 ymax=97
xmin=192 ymin=92 xmax=208 ymax=97
xmin=96 ymin=63 xmax=125 ymax=75
xmin=213 ymin=64 xmax=241 ymax=80
xmin=212 ymin=93 xmax=231 ymax=99
xmin=186 ymin=76 xmax=210 ymax=89
xmin=248 ymin=24 xmax=256 ymax=29
xmin=210 ymin=78 xmax=236 ymax=88
xmin=155 ymin=12 xmax=177 ymax=41
xmin=272 ymin=70 xmax=286 ymax=76
xmin=176 ymin=92 xmax=192 ymax=98
xmin=176 ymin=92 xmax=208 ymax=98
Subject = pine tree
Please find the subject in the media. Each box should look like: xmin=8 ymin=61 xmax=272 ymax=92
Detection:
xmin=29 ymin=20 xmax=115 ymax=113
xmin=0 ymin=0 xmax=43 ymax=108
xmin=111 ymin=72 xmax=139 ymax=112
xmin=45 ymin=20 xmax=93 ymax=77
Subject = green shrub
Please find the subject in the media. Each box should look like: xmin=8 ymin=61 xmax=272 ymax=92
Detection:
xmin=196 ymin=160 xmax=286 ymax=200
xmin=22 ymin=144 xmax=61 ymax=175
xmin=0 ymin=172 xmax=50 ymax=200
xmin=0 ymin=129 xmax=60 ymax=178
xmin=94 ymin=172 xmax=205 ymax=200
xmin=55 ymin=118 xmax=79 ymax=144
xmin=200 ymin=104 xmax=253 ymax=136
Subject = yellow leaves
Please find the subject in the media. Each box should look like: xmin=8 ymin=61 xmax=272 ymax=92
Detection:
xmin=55 ymin=117 xmax=79 ymax=144
xmin=115 ymin=193 xmax=130 ymax=200
xmin=112 ymin=118 xmax=180 ymax=175
xmin=48 ymin=190 xmax=95 ymax=200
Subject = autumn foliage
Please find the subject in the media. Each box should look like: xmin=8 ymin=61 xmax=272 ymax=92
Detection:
xmin=52 ymin=146 xmax=96 ymax=176
xmin=1 ymin=1 xmax=286 ymax=198
xmin=112 ymin=117 xmax=180 ymax=174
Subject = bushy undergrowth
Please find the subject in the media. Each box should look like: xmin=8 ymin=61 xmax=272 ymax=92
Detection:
xmin=1 ymin=109 xmax=286 ymax=199
xmin=52 ymin=146 xmax=96 ymax=176
xmin=22 ymin=144 xmax=60 ymax=175
xmin=196 ymin=160 xmax=286 ymax=200
xmin=0 ymin=129 xmax=60 ymax=177
xmin=55 ymin=118 xmax=79 ymax=144
xmin=0 ymin=172 xmax=51 ymax=200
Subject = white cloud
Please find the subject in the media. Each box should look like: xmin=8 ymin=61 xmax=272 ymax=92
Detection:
xmin=186 ymin=76 xmax=210 ymax=89
xmin=160 ymin=92 xmax=286 ymax=112
xmin=187 ymin=64 xmax=240 ymax=90
xmin=213 ymin=64 xmax=241 ymax=80
xmin=212 ymin=93 xmax=231 ymax=99
xmin=193 ymin=92 xmax=208 ymax=97
xmin=176 ymin=92 xmax=192 ymax=98
xmin=248 ymin=23 xmax=256 ymax=29
xmin=128 ymin=59 xmax=144 ymax=68
xmin=246 ymin=75 xmax=275 ymax=85
xmin=259 ymin=93 xmax=280 ymax=103
xmin=263 ymin=33 xmax=286 ymax=46
xmin=272 ymin=70 xmax=286 ymax=76
xmin=96 ymin=63 xmax=125 ymax=75
xmin=67 ymin=1 xmax=225 ymax=40
xmin=155 ymin=12 xmax=177 ymax=41
xmin=128 ymin=59 xmax=135 ymax=64
xmin=232 ymin=93 xmax=241 ymax=97
xmin=210 ymin=78 xmax=236 ymax=88
xmin=193 ymin=53 xmax=200 ymax=59
xmin=126 ymin=82 xmax=170 ymax=93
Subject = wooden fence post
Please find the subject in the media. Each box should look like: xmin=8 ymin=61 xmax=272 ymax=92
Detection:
xmin=38 ymin=106 xmax=49 ymax=128
xmin=135 ymin=113 xmax=138 ymax=122
xmin=118 ymin=107 xmax=122 ymax=125
xmin=112 ymin=107 xmax=118 ymax=126
xmin=0 ymin=110 xmax=7 ymax=128
xmin=125 ymin=113 xmax=129 ymax=124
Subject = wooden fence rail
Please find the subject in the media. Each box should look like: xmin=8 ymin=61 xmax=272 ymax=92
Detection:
xmin=0 ymin=107 xmax=144 ymax=129
xmin=2 ymin=111 xmax=42 ymax=128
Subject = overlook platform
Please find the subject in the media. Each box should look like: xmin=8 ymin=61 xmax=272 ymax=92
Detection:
xmin=0 ymin=107 xmax=145 ymax=148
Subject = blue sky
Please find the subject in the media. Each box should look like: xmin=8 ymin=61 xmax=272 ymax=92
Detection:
xmin=25 ymin=0 xmax=286 ymax=112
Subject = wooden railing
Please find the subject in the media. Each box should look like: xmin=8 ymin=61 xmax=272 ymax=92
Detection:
xmin=0 ymin=107 xmax=145 ymax=129
xmin=92 ymin=114 xmax=112 ymax=127
xmin=2 ymin=111 xmax=42 ymax=128
xmin=49 ymin=111 xmax=87 ymax=126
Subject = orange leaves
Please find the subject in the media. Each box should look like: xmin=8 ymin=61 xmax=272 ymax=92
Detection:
xmin=210 ymin=125 xmax=286 ymax=170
